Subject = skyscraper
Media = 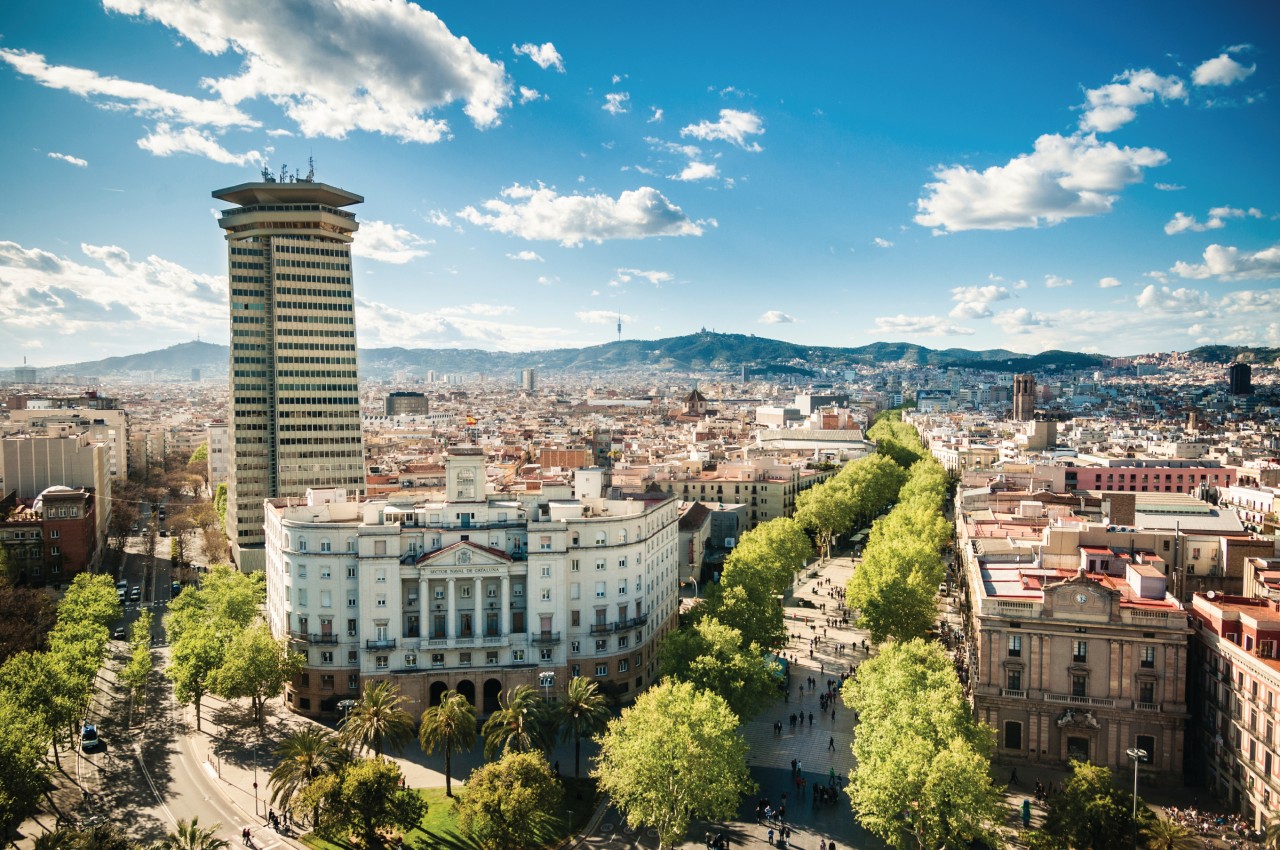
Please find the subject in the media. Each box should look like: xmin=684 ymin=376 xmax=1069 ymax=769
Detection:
xmin=1229 ymin=362 xmax=1253 ymax=396
xmin=213 ymin=176 xmax=366 ymax=571
xmin=520 ymin=367 xmax=536 ymax=392
xmin=1012 ymin=373 xmax=1036 ymax=421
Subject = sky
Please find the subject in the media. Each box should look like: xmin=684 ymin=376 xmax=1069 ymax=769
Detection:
xmin=1 ymin=0 xmax=1278 ymax=366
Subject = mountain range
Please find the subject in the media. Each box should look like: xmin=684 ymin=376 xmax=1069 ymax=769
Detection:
xmin=7 ymin=334 xmax=1267 ymax=382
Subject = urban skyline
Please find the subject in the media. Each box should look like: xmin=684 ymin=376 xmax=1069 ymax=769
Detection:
xmin=1 ymin=1 xmax=1278 ymax=365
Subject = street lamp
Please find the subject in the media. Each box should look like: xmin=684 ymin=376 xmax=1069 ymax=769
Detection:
xmin=689 ymin=578 xmax=699 ymax=599
xmin=539 ymin=671 xmax=555 ymax=703
xmin=338 ymin=698 xmax=357 ymax=726
xmin=1126 ymin=746 xmax=1147 ymax=849
xmin=253 ymin=745 xmax=259 ymax=817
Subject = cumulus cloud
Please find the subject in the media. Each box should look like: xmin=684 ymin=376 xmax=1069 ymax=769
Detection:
xmin=349 ymin=220 xmax=431 ymax=264
xmin=915 ymin=133 xmax=1167 ymax=232
xmin=992 ymin=308 xmax=1053 ymax=335
xmin=1154 ymin=182 xmax=1184 ymax=191
xmin=457 ymin=183 xmax=707 ymax=246
xmin=518 ymin=86 xmax=544 ymax=104
xmin=1164 ymin=206 xmax=1263 ymax=234
xmin=1099 ymin=276 xmax=1123 ymax=288
xmin=871 ymin=315 xmax=975 ymax=336
xmin=648 ymin=107 xmax=663 ymax=123
xmin=614 ymin=268 xmax=673 ymax=286
xmin=438 ymin=303 xmax=514 ymax=317
xmin=576 ymin=310 xmax=632 ymax=324
xmin=1079 ymin=69 xmax=1186 ymax=133
xmin=356 ymin=296 xmax=575 ymax=351
xmin=103 ymin=0 xmax=511 ymax=141
xmin=949 ymin=285 xmax=1011 ymax=319
xmin=47 ymin=152 xmax=88 ymax=167
xmin=136 ymin=123 xmax=264 ymax=165
xmin=506 ymin=250 xmax=544 ymax=262
xmin=1136 ymin=284 xmax=1211 ymax=315
xmin=1044 ymin=274 xmax=1073 ymax=289
xmin=513 ymin=42 xmax=564 ymax=72
xmin=673 ymin=161 xmax=718 ymax=182
xmin=680 ymin=109 xmax=764 ymax=151
xmin=1192 ymin=53 xmax=1256 ymax=86
xmin=872 ymin=237 xmax=894 ymax=248
xmin=1171 ymin=243 xmax=1280 ymax=281
xmin=603 ymin=92 xmax=630 ymax=115
xmin=759 ymin=310 xmax=795 ymax=324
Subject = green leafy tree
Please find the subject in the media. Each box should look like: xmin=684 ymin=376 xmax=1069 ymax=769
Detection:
xmin=302 ymin=757 xmax=426 ymax=850
xmin=269 ymin=726 xmax=348 ymax=826
xmin=0 ymin=693 xmax=50 ymax=832
xmin=594 ymin=680 xmax=754 ymax=850
xmin=456 ymin=750 xmax=563 ymax=850
xmin=120 ymin=610 xmax=153 ymax=725
xmin=1265 ymin=812 xmax=1280 ymax=850
xmin=555 ymin=676 xmax=610 ymax=778
xmin=165 ymin=619 xmax=226 ymax=732
xmin=695 ymin=581 xmax=785 ymax=651
xmin=846 ymin=534 xmax=944 ymax=643
xmin=157 ymin=816 xmax=230 ymax=850
xmin=721 ymin=517 xmax=812 ymax=597
xmin=482 ymin=684 xmax=549 ymax=759
xmin=418 ymin=689 xmax=477 ymax=797
xmin=657 ymin=618 xmax=778 ymax=720
xmin=340 ymin=680 xmax=416 ymax=759
xmin=795 ymin=480 xmax=856 ymax=560
xmin=208 ymin=623 xmax=302 ymax=731
xmin=0 ymin=650 xmax=86 ymax=768
xmin=843 ymin=638 xmax=1003 ymax=850
xmin=213 ymin=483 xmax=228 ymax=525
xmin=59 ymin=573 xmax=122 ymax=630
xmin=1043 ymin=760 xmax=1154 ymax=850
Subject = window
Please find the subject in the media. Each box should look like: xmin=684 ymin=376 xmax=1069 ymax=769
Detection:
xmin=461 ymin=585 xmax=472 ymax=598
xmin=50 ymin=529 xmax=59 ymax=539
xmin=321 ymin=651 xmax=333 ymax=664
xmin=404 ymin=653 xmax=417 ymax=667
xmin=596 ymin=533 xmax=606 ymax=546
xmin=320 ymin=590 xmax=331 ymax=608
xmin=595 ymin=639 xmax=608 ymax=652
xmin=538 ymin=588 xmax=551 ymax=601
xmin=347 ymin=595 xmax=357 ymax=607
xmin=540 ymin=648 xmax=553 ymax=661
xmin=618 ymin=558 xmax=627 ymax=568
xmin=1141 ymin=646 xmax=1156 ymax=668
xmin=571 ymin=640 xmax=581 ymax=653
xmin=374 ymin=540 xmax=386 ymax=556
xmin=298 ymin=537 xmax=307 ymax=552
xmin=619 ymin=659 xmax=629 ymax=673
xmin=571 ymin=610 xmax=581 ymax=626
xmin=320 ymin=674 xmax=334 ymax=691
xmin=1071 ymin=674 xmax=1087 ymax=697
xmin=540 ymin=535 xmax=552 ymax=551
xmin=459 ymin=652 xmax=472 ymax=666
xmin=1139 ymin=681 xmax=1155 ymax=704
xmin=1004 ymin=721 xmax=1023 ymax=750
xmin=486 ymin=651 xmax=498 ymax=665
xmin=595 ymin=582 xmax=607 ymax=598
xmin=1135 ymin=734 xmax=1155 ymax=764
xmin=375 ymin=655 xmax=388 ymax=669
xmin=541 ymin=565 xmax=552 ymax=577
xmin=348 ymin=674 xmax=359 ymax=690
xmin=298 ymin=564 xmax=308 ymax=579
xmin=348 ymin=538 xmax=357 ymax=552
xmin=434 ymin=588 xmax=445 ymax=599
xmin=376 ymin=595 xmax=387 ymax=608
xmin=570 ymin=583 xmax=580 ymax=600
xmin=1072 ymin=640 xmax=1088 ymax=663
xmin=321 ymin=538 xmax=331 ymax=553
xmin=347 ymin=566 xmax=357 ymax=578
xmin=297 ymin=589 xmax=308 ymax=607
xmin=487 ymin=586 xmax=497 ymax=597
xmin=348 ymin=650 xmax=358 ymax=664
xmin=1008 ymin=635 xmax=1022 ymax=658
xmin=1006 ymin=669 xmax=1022 ymax=691
xmin=596 ymin=664 xmax=609 ymax=676
xmin=320 ymin=566 xmax=331 ymax=579
xmin=596 ymin=560 xmax=607 ymax=571
xmin=513 ymin=649 xmax=525 ymax=662
xmin=571 ymin=559 xmax=580 ymax=572
xmin=513 ymin=583 xmax=524 ymax=597
xmin=375 ymin=569 xmax=386 ymax=583
xmin=348 ymin=619 xmax=357 ymax=635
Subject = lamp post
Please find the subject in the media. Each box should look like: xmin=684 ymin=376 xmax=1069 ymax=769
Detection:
xmin=1126 ymin=746 xmax=1147 ymax=850
xmin=253 ymin=745 xmax=259 ymax=817
xmin=690 ymin=578 xmax=699 ymax=599
xmin=539 ymin=671 xmax=555 ymax=703
xmin=338 ymin=698 xmax=357 ymax=727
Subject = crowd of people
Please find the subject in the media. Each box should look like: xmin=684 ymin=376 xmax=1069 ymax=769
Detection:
xmin=1165 ymin=807 xmax=1259 ymax=843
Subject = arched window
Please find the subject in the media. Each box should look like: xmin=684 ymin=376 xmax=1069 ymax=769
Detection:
xmin=596 ymin=532 xmax=606 ymax=546
xmin=619 ymin=529 xmax=628 ymax=544
xmin=320 ymin=537 xmax=331 ymax=553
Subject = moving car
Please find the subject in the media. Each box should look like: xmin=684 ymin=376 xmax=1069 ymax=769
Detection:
xmin=80 ymin=723 xmax=101 ymax=752
xmin=128 ymin=586 xmax=141 ymax=602
xmin=112 ymin=627 xmax=126 ymax=640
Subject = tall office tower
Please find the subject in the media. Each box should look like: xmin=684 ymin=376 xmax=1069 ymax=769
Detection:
xmin=520 ymin=367 xmax=536 ymax=392
xmin=1012 ymin=373 xmax=1036 ymax=421
xmin=213 ymin=176 xmax=367 ymax=571
xmin=1229 ymin=362 xmax=1253 ymax=396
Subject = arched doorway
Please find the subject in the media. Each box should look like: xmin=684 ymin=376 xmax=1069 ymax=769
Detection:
xmin=483 ymin=678 xmax=503 ymax=715
xmin=429 ymin=680 xmax=448 ymax=707
xmin=457 ymin=679 xmax=476 ymax=707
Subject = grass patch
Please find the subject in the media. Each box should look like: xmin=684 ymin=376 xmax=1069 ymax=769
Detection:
xmin=299 ymin=778 xmax=599 ymax=850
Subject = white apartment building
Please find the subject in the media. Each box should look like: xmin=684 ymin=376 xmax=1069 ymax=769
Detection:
xmin=205 ymin=422 xmax=229 ymax=491
xmin=264 ymin=447 xmax=680 ymax=719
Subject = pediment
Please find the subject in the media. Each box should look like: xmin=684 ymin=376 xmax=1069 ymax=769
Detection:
xmin=417 ymin=540 xmax=512 ymax=569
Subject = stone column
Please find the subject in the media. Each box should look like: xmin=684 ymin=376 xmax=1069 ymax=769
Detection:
xmin=501 ymin=575 xmax=511 ymax=635
xmin=446 ymin=578 xmax=456 ymax=640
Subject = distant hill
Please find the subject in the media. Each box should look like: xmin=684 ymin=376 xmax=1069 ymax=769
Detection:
xmin=1185 ymin=345 xmax=1280 ymax=365
xmin=10 ymin=332 xmax=1117 ymax=381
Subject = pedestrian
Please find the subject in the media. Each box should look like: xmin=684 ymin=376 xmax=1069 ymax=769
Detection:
xmin=1010 ymin=767 xmax=1019 ymax=785
xmin=808 ymin=712 xmax=813 ymax=725
xmin=829 ymin=736 xmax=835 ymax=751
xmin=831 ymin=709 xmax=836 ymax=722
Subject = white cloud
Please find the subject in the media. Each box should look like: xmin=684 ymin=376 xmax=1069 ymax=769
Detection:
xmin=991 ymin=308 xmax=1053 ymax=335
xmin=1012 ymin=279 xmax=1028 ymax=290
xmin=1192 ymin=53 xmax=1256 ymax=87
xmin=47 ymin=152 xmax=87 ymax=167
xmin=576 ymin=310 xmax=631 ymax=324
xmin=538 ymin=276 xmax=559 ymax=286
xmin=0 ymin=47 xmax=256 ymax=128
xmin=518 ymin=86 xmax=544 ymax=104
xmin=103 ymin=0 xmax=511 ymax=141
xmin=1164 ymin=206 xmax=1263 ymax=234
xmin=512 ymin=42 xmax=564 ymax=72
xmin=349 ymin=220 xmax=431 ymax=264
xmin=648 ymin=107 xmax=663 ymax=123
xmin=915 ymin=133 xmax=1167 ymax=232
xmin=457 ymin=183 xmax=707 ymax=246
xmin=948 ymin=285 xmax=1010 ymax=319
xmin=673 ymin=161 xmax=718 ymax=182
xmin=603 ymin=92 xmax=630 ymax=115
xmin=356 ymin=296 xmax=575 ymax=351
xmin=614 ymin=268 xmax=673 ymax=286
xmin=1079 ymin=69 xmax=1186 ymax=133
xmin=136 ymin=122 xmax=264 ymax=165
xmin=1136 ymin=284 xmax=1211 ymax=315
xmin=871 ymin=314 xmax=975 ymax=336
xmin=680 ymin=109 xmax=764 ymax=152
xmin=759 ymin=310 xmax=795 ymax=324
xmin=506 ymin=250 xmax=544 ymax=262
xmin=872 ymin=237 xmax=894 ymax=248
xmin=1154 ymin=182 xmax=1184 ymax=191
xmin=1171 ymin=243 xmax=1280 ymax=281
xmin=427 ymin=209 xmax=454 ymax=229
xmin=1099 ymin=276 xmax=1123 ymax=288
xmin=438 ymin=303 xmax=514 ymax=317
xmin=1044 ymin=274 xmax=1073 ymax=288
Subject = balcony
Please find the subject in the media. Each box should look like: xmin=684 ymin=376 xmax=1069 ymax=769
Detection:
xmin=1000 ymin=688 xmax=1027 ymax=699
xmin=589 ymin=623 xmax=612 ymax=635
xmin=532 ymin=631 xmax=562 ymax=645
xmin=426 ymin=638 xmax=449 ymax=648
xmin=1135 ymin=701 xmax=1162 ymax=712
xmin=1043 ymin=692 xmax=1116 ymax=709
xmin=291 ymin=632 xmax=339 ymax=645
xmin=617 ymin=614 xmax=649 ymax=631
xmin=365 ymin=639 xmax=396 ymax=650
xmin=482 ymin=635 xmax=506 ymax=645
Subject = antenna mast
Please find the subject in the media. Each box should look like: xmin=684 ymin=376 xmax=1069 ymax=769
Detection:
xmin=617 ymin=313 xmax=622 ymax=342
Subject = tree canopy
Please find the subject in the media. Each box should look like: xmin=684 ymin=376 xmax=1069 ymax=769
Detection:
xmin=418 ymin=689 xmax=477 ymax=797
xmin=657 ymin=617 xmax=779 ymax=720
xmin=455 ymin=750 xmax=563 ymax=850
xmin=1040 ymin=760 xmax=1155 ymax=850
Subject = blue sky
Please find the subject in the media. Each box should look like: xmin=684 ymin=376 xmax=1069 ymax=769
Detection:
xmin=1 ymin=0 xmax=1277 ymax=366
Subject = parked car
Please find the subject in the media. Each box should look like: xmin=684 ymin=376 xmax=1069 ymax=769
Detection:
xmin=796 ymin=598 xmax=819 ymax=609
xmin=128 ymin=586 xmax=141 ymax=602
xmin=112 ymin=627 xmax=126 ymax=640
xmin=80 ymin=723 xmax=101 ymax=752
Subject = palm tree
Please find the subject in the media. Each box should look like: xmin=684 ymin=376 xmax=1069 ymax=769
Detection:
xmin=1264 ymin=812 xmax=1280 ymax=850
xmin=482 ymin=684 xmax=548 ymax=759
xmin=269 ymin=725 xmax=348 ymax=822
xmin=557 ymin=676 xmax=610 ymax=778
xmin=1143 ymin=818 xmax=1202 ymax=850
xmin=418 ymin=690 xmax=478 ymax=797
xmin=156 ymin=816 xmax=231 ymax=850
xmin=339 ymin=680 xmax=416 ymax=758
xmin=32 ymin=830 xmax=73 ymax=850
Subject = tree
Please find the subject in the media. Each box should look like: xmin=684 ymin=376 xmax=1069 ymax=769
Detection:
xmin=657 ymin=618 xmax=778 ymax=720
xmin=269 ymin=726 xmax=348 ymax=825
xmin=481 ymin=684 xmax=549 ymax=759
xmin=302 ymin=757 xmax=426 ymax=850
xmin=0 ymin=693 xmax=49 ymax=832
xmin=208 ymin=623 xmax=302 ymax=731
xmin=1265 ymin=812 xmax=1280 ymax=850
xmin=120 ymin=610 xmax=153 ymax=726
xmin=1043 ymin=761 xmax=1155 ymax=850
xmin=0 ymin=578 xmax=57 ymax=663
xmin=795 ymin=480 xmax=856 ymax=560
xmin=166 ymin=619 xmax=226 ymax=732
xmin=594 ymin=680 xmax=754 ymax=850
xmin=554 ymin=676 xmax=610 ymax=778
xmin=845 ymin=534 xmax=944 ymax=643
xmin=1143 ymin=818 xmax=1202 ymax=850
xmin=418 ymin=689 xmax=477 ymax=797
xmin=455 ymin=750 xmax=562 ymax=850
xmin=340 ymin=680 xmax=416 ymax=759
xmin=213 ymin=484 xmax=228 ymax=525
xmin=59 ymin=573 xmax=122 ymax=630
xmin=843 ymin=638 xmax=1003 ymax=850
xmin=695 ymin=581 xmax=785 ymax=651
xmin=720 ymin=517 xmax=811 ymax=598
xmin=157 ymin=816 xmax=230 ymax=850
xmin=0 ymin=649 xmax=86 ymax=768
